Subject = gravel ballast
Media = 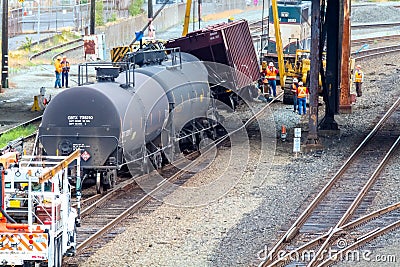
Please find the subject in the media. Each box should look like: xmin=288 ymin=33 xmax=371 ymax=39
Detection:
xmin=81 ymin=17 xmax=400 ymax=267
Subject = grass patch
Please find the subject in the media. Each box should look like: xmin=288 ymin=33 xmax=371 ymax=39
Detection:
xmin=0 ymin=125 xmax=37 ymax=149
xmin=9 ymin=30 xmax=81 ymax=69
xmin=129 ymin=0 xmax=144 ymax=16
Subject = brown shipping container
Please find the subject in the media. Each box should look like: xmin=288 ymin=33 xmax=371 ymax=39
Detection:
xmin=165 ymin=20 xmax=260 ymax=91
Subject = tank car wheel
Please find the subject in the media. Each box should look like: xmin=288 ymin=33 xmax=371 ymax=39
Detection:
xmin=95 ymin=173 xmax=103 ymax=194
xmin=54 ymin=238 xmax=63 ymax=267
xmin=110 ymin=170 xmax=116 ymax=188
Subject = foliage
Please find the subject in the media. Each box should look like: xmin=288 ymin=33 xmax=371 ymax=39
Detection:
xmin=0 ymin=125 xmax=37 ymax=149
xmin=20 ymin=37 xmax=33 ymax=51
xmin=129 ymin=0 xmax=144 ymax=17
xmin=107 ymin=13 xmax=117 ymax=23
xmin=95 ymin=0 xmax=105 ymax=26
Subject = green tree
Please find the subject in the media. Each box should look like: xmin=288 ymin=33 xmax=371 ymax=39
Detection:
xmin=129 ymin=0 xmax=144 ymax=16
xmin=95 ymin=0 xmax=104 ymax=26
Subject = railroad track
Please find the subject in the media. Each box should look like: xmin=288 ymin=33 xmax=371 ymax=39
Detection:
xmin=259 ymin=97 xmax=400 ymax=266
xmin=63 ymin=94 xmax=283 ymax=266
xmin=0 ymin=116 xmax=42 ymax=155
xmin=352 ymin=43 xmax=400 ymax=60
xmin=29 ymin=38 xmax=83 ymax=62
xmin=351 ymin=34 xmax=400 ymax=47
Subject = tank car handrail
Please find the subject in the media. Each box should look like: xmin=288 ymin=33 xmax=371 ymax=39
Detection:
xmin=126 ymin=47 xmax=182 ymax=69
xmin=77 ymin=61 xmax=131 ymax=87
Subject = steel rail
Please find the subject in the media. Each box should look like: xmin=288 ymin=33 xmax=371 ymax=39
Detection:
xmin=267 ymin=202 xmax=400 ymax=266
xmin=352 ymin=44 xmax=400 ymax=59
xmin=260 ymin=96 xmax=400 ymax=266
xmin=0 ymin=115 xmax=42 ymax=138
xmin=352 ymin=21 xmax=400 ymax=29
xmin=75 ymin=149 xmax=216 ymax=253
xmin=73 ymin=95 xmax=279 ymax=255
xmin=308 ymin=133 xmax=400 ymax=267
xmin=319 ymin=219 xmax=400 ymax=267
xmin=351 ymin=34 xmax=400 ymax=46
xmin=29 ymin=38 xmax=82 ymax=61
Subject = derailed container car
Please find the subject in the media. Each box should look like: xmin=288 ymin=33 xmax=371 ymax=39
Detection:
xmin=165 ymin=19 xmax=260 ymax=108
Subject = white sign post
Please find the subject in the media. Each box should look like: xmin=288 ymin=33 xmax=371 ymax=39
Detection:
xmin=293 ymin=128 xmax=302 ymax=156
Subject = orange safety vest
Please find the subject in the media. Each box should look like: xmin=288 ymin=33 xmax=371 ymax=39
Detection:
xmin=354 ymin=70 xmax=363 ymax=83
xmin=297 ymin=86 xmax=308 ymax=98
xmin=266 ymin=67 xmax=277 ymax=80
xmin=61 ymin=60 xmax=70 ymax=73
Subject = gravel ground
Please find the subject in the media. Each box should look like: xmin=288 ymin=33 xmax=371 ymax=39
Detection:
xmin=81 ymin=37 xmax=400 ymax=267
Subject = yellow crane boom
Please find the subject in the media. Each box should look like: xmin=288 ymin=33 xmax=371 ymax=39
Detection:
xmin=182 ymin=0 xmax=193 ymax=36
xmin=271 ymin=0 xmax=286 ymax=86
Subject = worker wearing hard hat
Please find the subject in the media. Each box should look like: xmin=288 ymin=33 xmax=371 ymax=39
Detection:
xmin=54 ymin=56 xmax=62 ymax=88
xmin=61 ymin=55 xmax=70 ymax=88
xmin=291 ymin=78 xmax=299 ymax=113
xmin=297 ymin=81 xmax=309 ymax=115
xmin=261 ymin=61 xmax=279 ymax=97
xmin=354 ymin=64 xmax=364 ymax=97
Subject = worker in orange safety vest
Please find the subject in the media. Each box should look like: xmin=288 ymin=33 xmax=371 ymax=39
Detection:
xmin=61 ymin=55 xmax=70 ymax=88
xmin=354 ymin=64 xmax=364 ymax=97
xmin=261 ymin=61 xmax=279 ymax=97
xmin=297 ymin=81 xmax=309 ymax=115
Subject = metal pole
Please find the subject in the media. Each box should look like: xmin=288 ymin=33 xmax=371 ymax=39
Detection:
xmin=306 ymin=0 xmax=321 ymax=146
xmin=38 ymin=0 xmax=41 ymax=41
xmin=90 ymin=0 xmax=95 ymax=34
xmin=260 ymin=0 xmax=265 ymax=64
xmin=2 ymin=0 xmax=9 ymax=88
xmin=198 ymin=0 xmax=201 ymax=28
xmin=339 ymin=0 xmax=352 ymax=113
xmin=80 ymin=0 xmax=83 ymax=33
xmin=148 ymin=0 xmax=153 ymax=38
xmin=192 ymin=0 xmax=195 ymax=31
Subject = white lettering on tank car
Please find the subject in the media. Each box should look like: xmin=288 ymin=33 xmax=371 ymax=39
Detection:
xmin=73 ymin=143 xmax=90 ymax=150
xmin=68 ymin=115 xmax=94 ymax=126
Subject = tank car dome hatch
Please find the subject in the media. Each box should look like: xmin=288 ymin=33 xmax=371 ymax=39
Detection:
xmin=39 ymin=86 xmax=132 ymax=167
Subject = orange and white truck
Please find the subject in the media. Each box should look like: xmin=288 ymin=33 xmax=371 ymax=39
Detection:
xmin=0 ymin=150 xmax=81 ymax=267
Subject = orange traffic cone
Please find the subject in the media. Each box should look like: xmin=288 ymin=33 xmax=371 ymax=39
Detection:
xmin=281 ymin=125 xmax=287 ymax=141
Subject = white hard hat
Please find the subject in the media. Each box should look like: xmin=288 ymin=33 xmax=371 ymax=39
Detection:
xmin=298 ymin=81 xmax=303 ymax=85
xmin=356 ymin=64 xmax=361 ymax=69
xmin=293 ymin=78 xmax=298 ymax=83
xmin=269 ymin=62 xmax=274 ymax=67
